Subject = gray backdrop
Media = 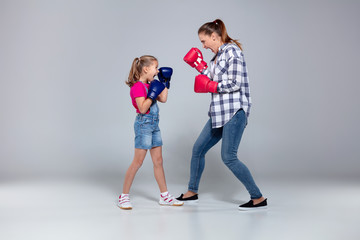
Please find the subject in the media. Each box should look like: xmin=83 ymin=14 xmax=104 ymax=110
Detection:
xmin=1 ymin=0 xmax=359 ymax=183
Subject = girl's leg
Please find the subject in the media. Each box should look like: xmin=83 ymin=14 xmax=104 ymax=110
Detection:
xmin=149 ymin=146 xmax=167 ymax=193
xmin=185 ymin=119 xmax=222 ymax=197
xmin=150 ymin=146 xmax=184 ymax=206
xmin=122 ymin=148 xmax=147 ymax=194
xmin=221 ymin=110 xmax=263 ymax=201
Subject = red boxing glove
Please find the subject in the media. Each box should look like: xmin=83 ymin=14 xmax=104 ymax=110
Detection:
xmin=183 ymin=48 xmax=208 ymax=73
xmin=194 ymin=75 xmax=218 ymax=93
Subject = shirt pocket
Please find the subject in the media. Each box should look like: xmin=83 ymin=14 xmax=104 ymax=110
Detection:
xmin=214 ymin=60 xmax=227 ymax=82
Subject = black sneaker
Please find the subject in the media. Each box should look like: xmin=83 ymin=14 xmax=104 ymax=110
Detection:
xmin=238 ymin=198 xmax=267 ymax=211
xmin=176 ymin=193 xmax=199 ymax=203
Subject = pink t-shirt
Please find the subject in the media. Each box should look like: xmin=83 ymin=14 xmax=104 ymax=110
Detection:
xmin=130 ymin=81 xmax=150 ymax=114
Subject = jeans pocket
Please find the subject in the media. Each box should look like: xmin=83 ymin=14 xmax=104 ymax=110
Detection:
xmin=140 ymin=119 xmax=154 ymax=133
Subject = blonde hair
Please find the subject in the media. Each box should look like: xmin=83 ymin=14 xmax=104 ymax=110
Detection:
xmin=125 ymin=55 xmax=158 ymax=87
xmin=198 ymin=19 xmax=243 ymax=51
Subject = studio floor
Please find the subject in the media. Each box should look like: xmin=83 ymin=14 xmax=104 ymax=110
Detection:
xmin=0 ymin=177 xmax=359 ymax=240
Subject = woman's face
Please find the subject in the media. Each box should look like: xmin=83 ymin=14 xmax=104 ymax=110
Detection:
xmin=198 ymin=32 xmax=222 ymax=54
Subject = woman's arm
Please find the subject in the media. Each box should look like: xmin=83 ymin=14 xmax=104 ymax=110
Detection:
xmin=135 ymin=97 xmax=153 ymax=114
xmin=156 ymin=87 xmax=168 ymax=103
xmin=202 ymin=65 xmax=213 ymax=80
xmin=217 ymin=57 xmax=243 ymax=93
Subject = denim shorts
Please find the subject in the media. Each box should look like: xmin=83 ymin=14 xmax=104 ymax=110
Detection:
xmin=134 ymin=114 xmax=163 ymax=149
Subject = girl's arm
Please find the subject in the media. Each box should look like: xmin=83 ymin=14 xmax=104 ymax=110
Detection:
xmin=156 ymin=87 xmax=168 ymax=103
xmin=135 ymin=97 xmax=153 ymax=114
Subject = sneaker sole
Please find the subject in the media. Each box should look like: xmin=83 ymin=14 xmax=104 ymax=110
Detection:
xmin=238 ymin=206 xmax=267 ymax=211
xmin=183 ymin=199 xmax=199 ymax=205
xmin=118 ymin=205 xmax=132 ymax=210
xmin=159 ymin=202 xmax=184 ymax=206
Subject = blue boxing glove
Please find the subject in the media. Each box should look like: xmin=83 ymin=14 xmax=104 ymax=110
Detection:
xmin=147 ymin=80 xmax=165 ymax=101
xmin=158 ymin=67 xmax=173 ymax=89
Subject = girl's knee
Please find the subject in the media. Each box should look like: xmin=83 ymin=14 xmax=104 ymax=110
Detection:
xmin=132 ymin=159 xmax=144 ymax=169
xmin=152 ymin=157 xmax=163 ymax=167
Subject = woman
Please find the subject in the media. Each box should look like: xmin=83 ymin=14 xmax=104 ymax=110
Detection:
xmin=178 ymin=19 xmax=267 ymax=210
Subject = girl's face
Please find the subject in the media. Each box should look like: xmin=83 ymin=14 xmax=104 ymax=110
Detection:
xmin=198 ymin=32 xmax=223 ymax=54
xmin=143 ymin=61 xmax=159 ymax=82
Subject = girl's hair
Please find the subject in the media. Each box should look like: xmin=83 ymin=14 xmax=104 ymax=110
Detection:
xmin=126 ymin=55 xmax=158 ymax=87
xmin=198 ymin=19 xmax=243 ymax=51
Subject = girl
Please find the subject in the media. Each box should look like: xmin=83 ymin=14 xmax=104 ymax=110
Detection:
xmin=179 ymin=19 xmax=267 ymax=210
xmin=118 ymin=55 xmax=183 ymax=210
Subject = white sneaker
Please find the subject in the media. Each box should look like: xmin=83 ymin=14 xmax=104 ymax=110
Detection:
xmin=118 ymin=194 xmax=132 ymax=210
xmin=159 ymin=192 xmax=184 ymax=206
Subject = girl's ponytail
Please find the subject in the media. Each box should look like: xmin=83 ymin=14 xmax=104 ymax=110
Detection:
xmin=198 ymin=19 xmax=243 ymax=51
xmin=125 ymin=55 xmax=158 ymax=87
xmin=126 ymin=58 xmax=141 ymax=87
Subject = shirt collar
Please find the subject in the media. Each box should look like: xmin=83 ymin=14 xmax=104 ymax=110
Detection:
xmin=211 ymin=43 xmax=228 ymax=62
xmin=218 ymin=43 xmax=227 ymax=52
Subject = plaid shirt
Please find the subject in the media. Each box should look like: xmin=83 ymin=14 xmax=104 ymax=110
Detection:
xmin=202 ymin=43 xmax=252 ymax=128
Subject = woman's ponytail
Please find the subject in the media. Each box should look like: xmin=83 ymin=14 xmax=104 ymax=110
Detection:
xmin=198 ymin=19 xmax=243 ymax=51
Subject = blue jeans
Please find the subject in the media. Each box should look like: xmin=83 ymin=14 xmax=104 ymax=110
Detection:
xmin=188 ymin=109 xmax=263 ymax=199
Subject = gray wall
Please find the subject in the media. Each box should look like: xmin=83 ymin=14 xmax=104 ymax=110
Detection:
xmin=1 ymin=0 xmax=359 ymax=182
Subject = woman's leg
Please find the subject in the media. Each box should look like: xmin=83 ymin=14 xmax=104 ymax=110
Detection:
xmin=186 ymin=119 xmax=222 ymax=196
xmin=122 ymin=148 xmax=147 ymax=194
xmin=221 ymin=110 xmax=263 ymax=201
xmin=149 ymin=146 xmax=167 ymax=193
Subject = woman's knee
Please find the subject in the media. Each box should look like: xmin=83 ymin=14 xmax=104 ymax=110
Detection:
xmin=221 ymin=151 xmax=237 ymax=166
xmin=192 ymin=142 xmax=205 ymax=158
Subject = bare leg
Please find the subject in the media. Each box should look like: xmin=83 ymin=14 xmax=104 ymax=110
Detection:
xmin=122 ymin=148 xmax=147 ymax=194
xmin=252 ymin=197 xmax=266 ymax=205
xmin=149 ymin=146 xmax=167 ymax=193
xmin=182 ymin=191 xmax=198 ymax=198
